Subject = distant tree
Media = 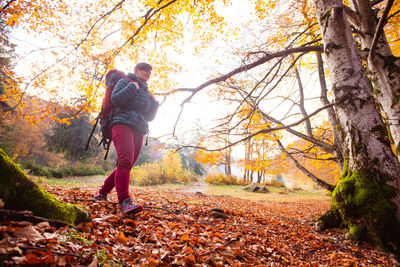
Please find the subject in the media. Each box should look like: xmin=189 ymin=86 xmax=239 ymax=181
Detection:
xmin=0 ymin=17 xmax=15 ymax=112
xmin=135 ymin=144 xmax=152 ymax=166
xmin=46 ymin=109 xmax=94 ymax=167
xmin=180 ymin=147 xmax=205 ymax=176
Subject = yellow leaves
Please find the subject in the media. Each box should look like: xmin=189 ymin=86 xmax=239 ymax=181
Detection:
xmin=161 ymin=149 xmax=182 ymax=181
xmin=56 ymin=118 xmax=71 ymax=125
xmin=384 ymin=0 xmax=400 ymax=56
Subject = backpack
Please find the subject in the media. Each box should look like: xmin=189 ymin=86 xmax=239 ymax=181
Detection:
xmin=85 ymin=69 xmax=127 ymax=159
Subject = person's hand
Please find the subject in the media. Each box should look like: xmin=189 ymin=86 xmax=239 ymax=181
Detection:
xmin=133 ymin=82 xmax=139 ymax=90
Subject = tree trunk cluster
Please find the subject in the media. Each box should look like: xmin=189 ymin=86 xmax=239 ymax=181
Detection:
xmin=312 ymin=0 xmax=400 ymax=258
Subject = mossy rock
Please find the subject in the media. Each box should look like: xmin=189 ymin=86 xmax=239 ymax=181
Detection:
xmin=0 ymin=149 xmax=91 ymax=226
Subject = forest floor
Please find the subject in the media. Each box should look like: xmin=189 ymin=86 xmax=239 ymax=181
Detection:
xmin=0 ymin=179 xmax=397 ymax=266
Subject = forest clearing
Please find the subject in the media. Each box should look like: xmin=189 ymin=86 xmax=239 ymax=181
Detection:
xmin=2 ymin=0 xmax=400 ymax=265
xmin=0 ymin=180 xmax=397 ymax=266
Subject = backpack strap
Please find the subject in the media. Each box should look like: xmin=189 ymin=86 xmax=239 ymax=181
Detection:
xmin=85 ymin=104 xmax=113 ymax=152
xmin=100 ymin=104 xmax=113 ymax=117
xmin=85 ymin=115 xmax=100 ymax=151
xmin=103 ymin=139 xmax=112 ymax=160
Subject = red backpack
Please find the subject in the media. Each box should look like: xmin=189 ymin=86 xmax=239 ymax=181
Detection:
xmin=86 ymin=69 xmax=127 ymax=159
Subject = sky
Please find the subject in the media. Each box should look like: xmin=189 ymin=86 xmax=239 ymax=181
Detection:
xmin=10 ymin=0 xmax=324 ymax=160
xmin=111 ymin=0 xmax=257 ymax=144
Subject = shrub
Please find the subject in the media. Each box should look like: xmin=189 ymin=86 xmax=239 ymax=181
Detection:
xmin=21 ymin=161 xmax=106 ymax=178
xmin=205 ymin=173 xmax=242 ymax=185
xmin=176 ymin=169 xmax=198 ymax=184
xmin=52 ymin=167 xmax=74 ymax=178
xmin=75 ymin=166 xmax=106 ymax=176
xmin=161 ymin=150 xmax=182 ymax=182
xmin=266 ymin=178 xmax=285 ymax=188
xmin=22 ymin=161 xmax=52 ymax=178
xmin=131 ymin=162 xmax=165 ymax=186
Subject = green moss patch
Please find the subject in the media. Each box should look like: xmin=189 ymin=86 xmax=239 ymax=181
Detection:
xmin=331 ymin=166 xmax=400 ymax=257
xmin=0 ymin=149 xmax=91 ymax=226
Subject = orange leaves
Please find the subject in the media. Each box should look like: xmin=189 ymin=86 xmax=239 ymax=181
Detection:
xmin=180 ymin=232 xmax=191 ymax=242
xmin=2 ymin=184 xmax=397 ymax=265
xmin=117 ymin=231 xmax=128 ymax=243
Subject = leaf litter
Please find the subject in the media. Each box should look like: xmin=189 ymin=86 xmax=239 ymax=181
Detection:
xmin=0 ymin=184 xmax=396 ymax=266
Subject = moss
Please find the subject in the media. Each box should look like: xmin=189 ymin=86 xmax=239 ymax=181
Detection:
xmin=341 ymin=159 xmax=349 ymax=177
xmin=321 ymin=8 xmax=333 ymax=23
xmin=0 ymin=149 xmax=91 ymax=226
xmin=331 ymin=164 xmax=400 ymax=257
xmin=351 ymin=129 xmax=364 ymax=154
xmin=349 ymin=224 xmax=366 ymax=240
xmin=317 ymin=208 xmax=342 ymax=230
xmin=383 ymin=55 xmax=400 ymax=78
xmin=371 ymin=125 xmax=387 ymax=136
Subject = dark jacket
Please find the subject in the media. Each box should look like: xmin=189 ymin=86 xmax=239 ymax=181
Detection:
xmin=111 ymin=73 xmax=159 ymax=134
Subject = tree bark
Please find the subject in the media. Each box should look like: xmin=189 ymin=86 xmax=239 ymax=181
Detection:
xmin=313 ymin=0 xmax=400 ymax=258
xmin=348 ymin=0 xmax=400 ymax=153
xmin=0 ymin=149 xmax=91 ymax=226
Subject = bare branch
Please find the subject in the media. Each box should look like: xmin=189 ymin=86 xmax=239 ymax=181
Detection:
xmin=257 ymin=108 xmax=336 ymax=155
xmin=172 ymin=46 xmax=323 ymax=137
xmin=387 ymin=9 xmax=400 ymax=22
xmin=12 ymin=0 xmax=127 ymax=109
xmin=180 ymin=102 xmax=336 ymax=152
xmin=0 ymin=0 xmax=16 ymax=14
xmin=369 ymin=0 xmax=394 ymax=59
xmin=294 ymin=64 xmax=313 ymax=136
xmin=276 ymin=139 xmax=335 ymax=192
xmin=180 ymin=45 xmax=323 ymax=99
xmin=76 ymin=0 xmax=126 ymax=48
xmin=316 ymin=52 xmax=344 ymax=166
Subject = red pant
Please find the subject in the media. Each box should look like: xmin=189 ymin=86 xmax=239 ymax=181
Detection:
xmin=99 ymin=124 xmax=143 ymax=205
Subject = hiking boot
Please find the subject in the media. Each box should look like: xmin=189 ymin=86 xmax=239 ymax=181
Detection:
xmin=120 ymin=198 xmax=143 ymax=215
xmin=94 ymin=193 xmax=108 ymax=202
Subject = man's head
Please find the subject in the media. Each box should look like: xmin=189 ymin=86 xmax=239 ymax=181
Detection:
xmin=134 ymin=62 xmax=152 ymax=83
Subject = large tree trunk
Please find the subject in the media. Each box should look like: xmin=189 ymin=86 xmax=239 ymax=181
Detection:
xmin=348 ymin=0 xmax=400 ymax=153
xmin=313 ymin=0 xmax=400 ymax=258
xmin=0 ymin=149 xmax=91 ymax=226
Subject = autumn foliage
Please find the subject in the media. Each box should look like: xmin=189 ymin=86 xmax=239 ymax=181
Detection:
xmin=0 ymin=183 xmax=396 ymax=266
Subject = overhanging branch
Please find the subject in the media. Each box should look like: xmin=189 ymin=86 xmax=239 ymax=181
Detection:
xmin=276 ymin=139 xmax=335 ymax=192
xmin=179 ymin=102 xmax=336 ymax=152
xmin=172 ymin=45 xmax=323 ymax=137
xmin=368 ymin=0 xmax=394 ymax=59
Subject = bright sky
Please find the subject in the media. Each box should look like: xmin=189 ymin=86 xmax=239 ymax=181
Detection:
xmin=11 ymin=0 xmax=323 ymax=158
xmin=112 ymin=0 xmax=257 ymax=144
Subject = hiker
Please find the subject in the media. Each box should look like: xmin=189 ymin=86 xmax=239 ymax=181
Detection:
xmin=94 ymin=62 xmax=158 ymax=214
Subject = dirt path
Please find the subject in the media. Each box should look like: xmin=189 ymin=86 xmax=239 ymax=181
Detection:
xmin=177 ymin=181 xmax=208 ymax=193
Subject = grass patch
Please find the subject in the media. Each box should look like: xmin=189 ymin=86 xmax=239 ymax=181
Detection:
xmin=204 ymin=184 xmax=329 ymax=202
xmin=142 ymin=183 xmax=329 ymax=202
xmin=32 ymin=174 xmax=330 ymax=203
xmin=33 ymin=175 xmax=107 ymax=186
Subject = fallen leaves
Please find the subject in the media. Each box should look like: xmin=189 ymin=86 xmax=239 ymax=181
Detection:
xmin=0 ymin=184 xmax=396 ymax=266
